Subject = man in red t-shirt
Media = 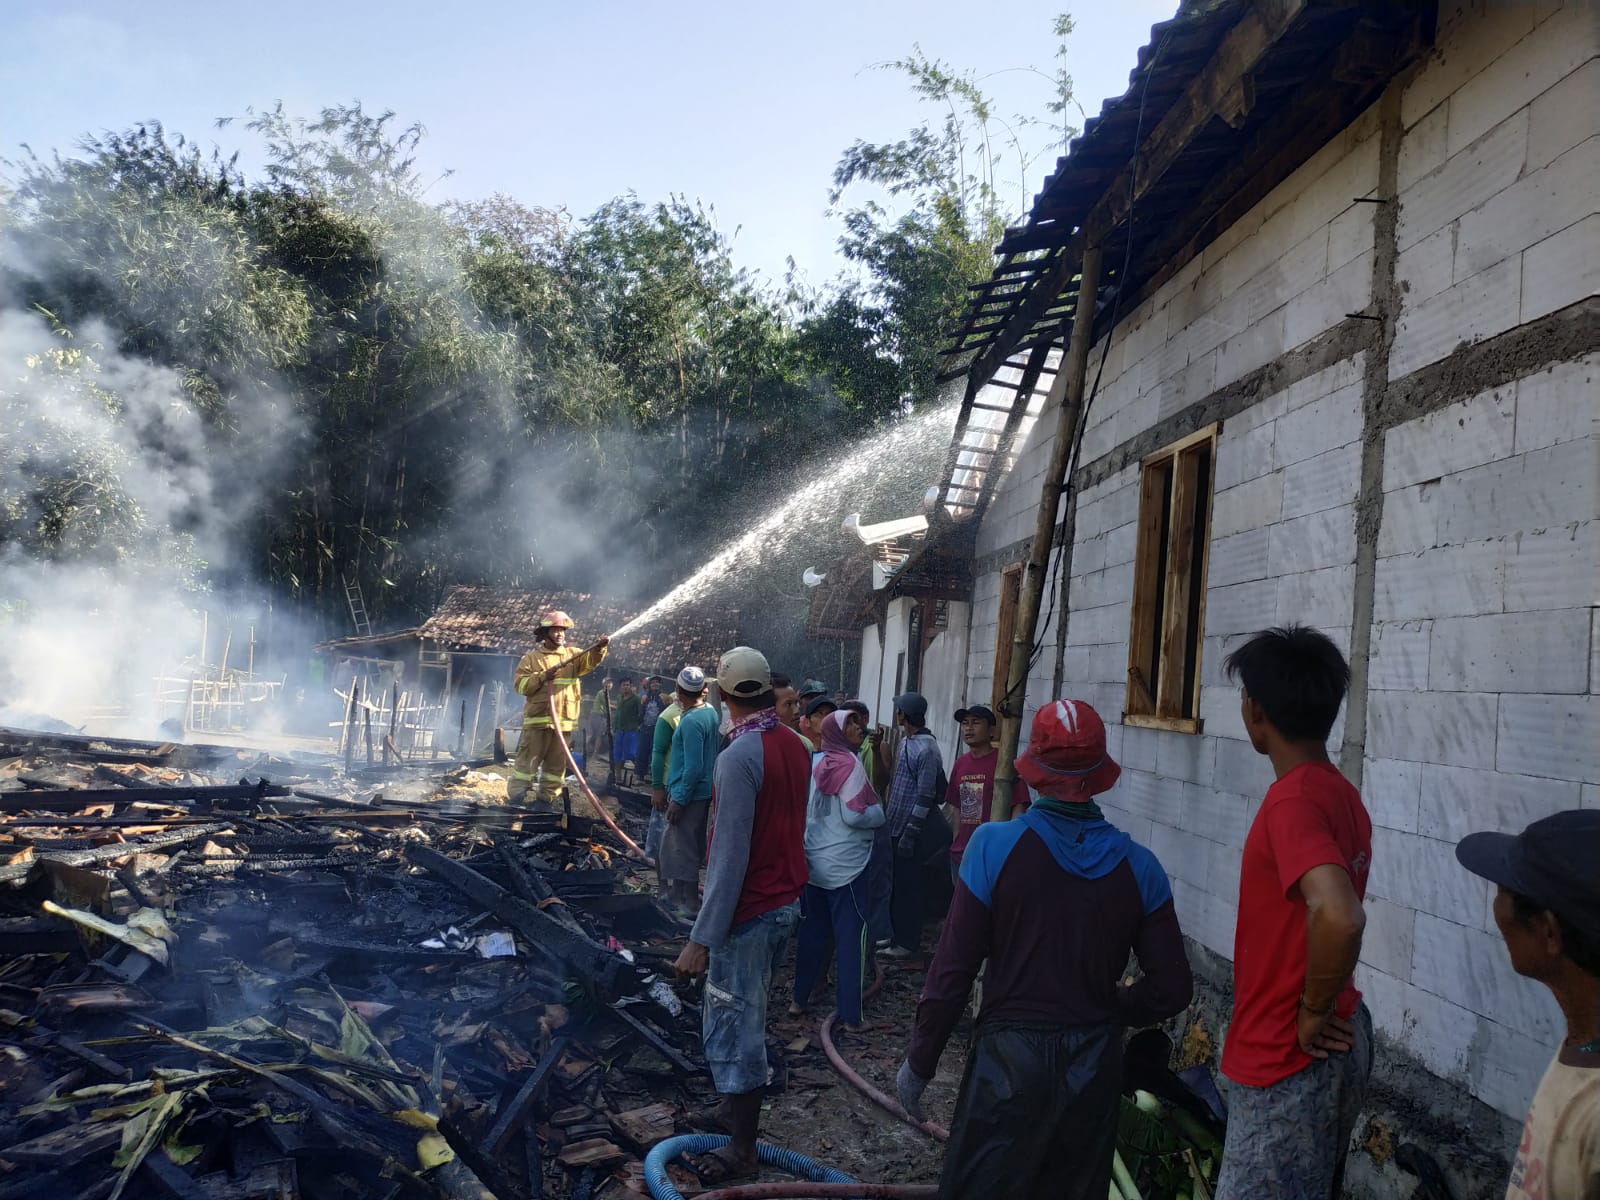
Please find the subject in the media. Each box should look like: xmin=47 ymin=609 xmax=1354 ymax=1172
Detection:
xmin=1215 ymin=625 xmax=1373 ymax=1200
xmin=944 ymin=704 xmax=1030 ymax=878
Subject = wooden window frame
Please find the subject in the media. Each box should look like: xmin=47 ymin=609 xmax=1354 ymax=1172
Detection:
xmin=992 ymin=563 xmax=1024 ymax=714
xmin=1124 ymin=422 xmax=1219 ymax=735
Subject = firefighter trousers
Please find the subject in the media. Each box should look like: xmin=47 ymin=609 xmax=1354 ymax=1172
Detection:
xmin=509 ymin=726 xmax=569 ymax=805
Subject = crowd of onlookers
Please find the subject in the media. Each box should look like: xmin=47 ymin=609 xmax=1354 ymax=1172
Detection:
xmin=513 ymin=614 xmax=1600 ymax=1199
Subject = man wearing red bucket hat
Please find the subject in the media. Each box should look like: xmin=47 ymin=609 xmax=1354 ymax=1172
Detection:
xmin=896 ymin=698 xmax=1194 ymax=1200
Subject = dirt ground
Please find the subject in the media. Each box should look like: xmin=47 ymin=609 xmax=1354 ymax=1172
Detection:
xmin=759 ymin=953 xmax=964 ymax=1189
xmin=480 ymin=754 xmax=969 ymax=1189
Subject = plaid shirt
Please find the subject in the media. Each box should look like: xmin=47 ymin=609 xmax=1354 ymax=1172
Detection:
xmin=886 ymin=731 xmax=942 ymax=837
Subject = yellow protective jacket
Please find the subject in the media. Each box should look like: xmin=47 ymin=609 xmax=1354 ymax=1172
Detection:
xmin=514 ymin=641 xmax=608 ymax=731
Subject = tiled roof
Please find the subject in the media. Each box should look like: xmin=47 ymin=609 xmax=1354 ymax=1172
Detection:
xmin=417 ymin=586 xmax=739 ymax=676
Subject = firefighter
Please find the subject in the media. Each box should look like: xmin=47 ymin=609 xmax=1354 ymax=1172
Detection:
xmin=509 ymin=612 xmax=609 ymax=806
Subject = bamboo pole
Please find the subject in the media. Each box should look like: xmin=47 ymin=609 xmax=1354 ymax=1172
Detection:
xmin=992 ymin=243 xmax=1103 ymax=821
xmin=469 ymin=684 xmax=485 ymax=758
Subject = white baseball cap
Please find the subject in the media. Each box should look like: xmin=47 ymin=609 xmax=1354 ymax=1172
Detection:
xmin=716 ymin=646 xmax=772 ymax=698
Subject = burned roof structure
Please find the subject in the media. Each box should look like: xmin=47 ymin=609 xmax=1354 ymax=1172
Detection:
xmin=418 ymin=586 xmax=739 ymax=677
xmin=934 ymin=0 xmax=1433 ymax=517
xmin=807 ymin=1 xmax=1435 ymax=648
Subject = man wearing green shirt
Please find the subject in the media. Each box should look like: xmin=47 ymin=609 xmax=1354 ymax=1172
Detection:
xmin=614 ymin=678 xmax=643 ymax=767
xmin=647 ymin=671 xmax=693 ymax=869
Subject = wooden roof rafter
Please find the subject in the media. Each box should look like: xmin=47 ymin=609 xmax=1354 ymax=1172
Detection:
xmin=937 ymin=1 xmax=1430 ymax=390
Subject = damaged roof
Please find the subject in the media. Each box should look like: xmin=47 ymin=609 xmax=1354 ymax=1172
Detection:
xmin=418 ymin=586 xmax=739 ymax=675
xmin=938 ymin=0 xmax=1433 ymax=384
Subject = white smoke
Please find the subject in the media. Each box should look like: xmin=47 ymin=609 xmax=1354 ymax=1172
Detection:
xmin=0 ymin=307 xmax=307 ymax=737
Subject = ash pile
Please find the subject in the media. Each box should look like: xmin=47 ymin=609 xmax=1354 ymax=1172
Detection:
xmin=0 ymin=725 xmax=712 ymax=1200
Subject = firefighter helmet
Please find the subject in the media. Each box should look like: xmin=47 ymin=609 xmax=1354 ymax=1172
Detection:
xmin=537 ymin=610 xmax=573 ymax=632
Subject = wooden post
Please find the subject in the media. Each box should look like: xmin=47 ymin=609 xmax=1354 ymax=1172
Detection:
xmin=344 ymin=683 xmax=359 ymax=773
xmin=992 ymin=243 xmax=1104 ymax=822
xmin=469 ymin=684 xmax=486 ymax=759
xmin=364 ymin=702 xmax=375 ymax=766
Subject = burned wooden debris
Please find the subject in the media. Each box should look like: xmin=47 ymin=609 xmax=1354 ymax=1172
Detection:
xmin=0 ymin=727 xmax=716 ymax=1200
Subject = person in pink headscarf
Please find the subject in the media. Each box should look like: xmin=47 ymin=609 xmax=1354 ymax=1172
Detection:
xmin=789 ymin=708 xmax=886 ymax=1028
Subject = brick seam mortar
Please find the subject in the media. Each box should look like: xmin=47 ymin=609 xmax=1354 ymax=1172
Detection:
xmin=1340 ymin=85 xmax=1404 ymax=785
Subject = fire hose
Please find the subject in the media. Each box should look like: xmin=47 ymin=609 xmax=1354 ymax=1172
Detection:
xmin=698 ymin=1186 xmax=937 ymax=1199
xmin=545 ymin=653 xmax=646 ymax=860
xmin=819 ymin=957 xmax=951 ymax=1142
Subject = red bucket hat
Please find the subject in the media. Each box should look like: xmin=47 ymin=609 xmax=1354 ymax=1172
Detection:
xmin=1014 ymin=698 xmax=1121 ymax=801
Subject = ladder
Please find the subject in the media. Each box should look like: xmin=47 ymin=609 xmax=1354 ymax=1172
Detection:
xmin=343 ymin=575 xmax=372 ymax=637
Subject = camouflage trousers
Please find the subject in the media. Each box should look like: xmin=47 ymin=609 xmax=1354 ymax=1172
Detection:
xmin=1214 ymin=1004 xmax=1374 ymax=1200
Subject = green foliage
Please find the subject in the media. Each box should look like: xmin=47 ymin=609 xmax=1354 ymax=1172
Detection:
xmin=1 ymin=13 xmax=1078 ymax=659
xmin=816 ymin=36 xmax=1072 ymax=413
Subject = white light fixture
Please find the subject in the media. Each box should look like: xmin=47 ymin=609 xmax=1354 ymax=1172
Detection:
xmin=922 ymin=485 xmax=941 ymax=509
xmin=847 ymin=513 xmax=930 ymax=545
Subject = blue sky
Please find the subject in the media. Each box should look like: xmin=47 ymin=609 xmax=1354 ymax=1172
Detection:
xmin=2 ymin=1 xmax=1174 ymax=285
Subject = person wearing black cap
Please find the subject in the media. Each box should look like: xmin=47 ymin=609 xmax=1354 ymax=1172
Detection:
xmin=1457 ymin=810 xmax=1600 ymax=1200
xmin=799 ymin=693 xmax=838 ymax=750
xmin=945 ymin=704 xmax=1030 ymax=881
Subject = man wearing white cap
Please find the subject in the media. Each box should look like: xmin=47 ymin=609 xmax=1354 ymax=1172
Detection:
xmin=673 ymin=646 xmax=810 ymax=1183
xmin=659 ymin=665 xmax=717 ymax=915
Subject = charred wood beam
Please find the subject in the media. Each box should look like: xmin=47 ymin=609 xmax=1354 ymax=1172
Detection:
xmin=0 ymin=727 xmax=233 ymax=766
xmin=404 ymin=845 xmax=643 ymax=999
xmin=486 ymin=1035 xmax=570 ymax=1154
xmin=495 ymin=841 xmax=585 ymax=936
xmin=0 ymin=823 xmax=234 ymax=884
xmin=606 ymin=1005 xmax=701 ymax=1077
xmin=438 ymin=1117 xmax=524 ymax=1200
xmin=0 ymin=783 xmax=289 ymax=810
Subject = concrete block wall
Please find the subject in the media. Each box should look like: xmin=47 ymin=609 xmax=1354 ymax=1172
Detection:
xmin=1391 ymin=1 xmax=1599 ymax=380
xmin=1360 ymin=353 xmax=1598 ymax=1116
xmin=942 ymin=2 xmax=1600 ymax=1146
xmin=1076 ymin=357 xmax=1363 ymax=964
xmin=1068 ymin=106 xmax=1380 ymax=470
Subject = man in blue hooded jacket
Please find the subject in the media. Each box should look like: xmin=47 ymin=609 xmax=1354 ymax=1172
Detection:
xmin=896 ymin=698 xmax=1194 ymax=1200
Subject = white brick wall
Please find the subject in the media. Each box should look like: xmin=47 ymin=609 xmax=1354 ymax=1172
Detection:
xmin=942 ymin=0 xmax=1599 ymax=1128
xmin=1392 ymin=2 xmax=1599 ymax=381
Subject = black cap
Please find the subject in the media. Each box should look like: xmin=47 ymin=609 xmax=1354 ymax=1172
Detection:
xmin=804 ymin=694 xmax=838 ymax=718
xmin=954 ymin=704 xmax=997 ymax=725
xmin=1456 ymin=810 xmax=1600 ymax=940
xmin=893 ymin=692 xmax=928 ymax=727
xmin=797 ymin=678 xmax=829 ymax=700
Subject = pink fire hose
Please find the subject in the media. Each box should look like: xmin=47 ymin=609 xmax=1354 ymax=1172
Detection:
xmin=697 ymin=1186 xmax=937 ymax=1199
xmin=546 ymin=665 xmax=646 ymax=860
xmin=817 ymin=958 xmax=950 ymax=1142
